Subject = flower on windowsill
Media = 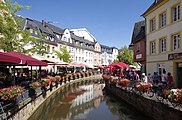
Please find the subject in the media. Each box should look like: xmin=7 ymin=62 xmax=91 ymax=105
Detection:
xmin=0 ymin=86 xmax=25 ymax=100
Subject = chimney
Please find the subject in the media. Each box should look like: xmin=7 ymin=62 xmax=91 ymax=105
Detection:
xmin=42 ymin=20 xmax=46 ymax=27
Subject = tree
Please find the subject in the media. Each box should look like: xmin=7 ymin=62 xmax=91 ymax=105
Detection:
xmin=117 ymin=45 xmax=135 ymax=65
xmin=54 ymin=44 xmax=72 ymax=63
xmin=0 ymin=0 xmax=47 ymax=54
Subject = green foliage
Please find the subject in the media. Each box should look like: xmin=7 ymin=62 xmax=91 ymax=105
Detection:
xmin=55 ymin=44 xmax=72 ymax=63
xmin=117 ymin=46 xmax=134 ymax=65
xmin=0 ymin=0 xmax=47 ymax=54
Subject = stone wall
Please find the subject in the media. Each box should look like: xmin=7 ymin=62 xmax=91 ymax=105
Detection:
xmin=105 ymin=82 xmax=182 ymax=120
xmin=12 ymin=75 xmax=102 ymax=120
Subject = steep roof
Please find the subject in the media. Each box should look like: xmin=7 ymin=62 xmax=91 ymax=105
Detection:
xmin=131 ymin=20 xmax=145 ymax=44
xmin=31 ymin=19 xmax=54 ymax=34
xmin=70 ymin=28 xmax=96 ymax=42
xmin=142 ymin=0 xmax=163 ymax=16
xmin=46 ymin=23 xmax=65 ymax=35
xmin=134 ymin=26 xmax=145 ymax=43
xmin=71 ymin=32 xmax=94 ymax=45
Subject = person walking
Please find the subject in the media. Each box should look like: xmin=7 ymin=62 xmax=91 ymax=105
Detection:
xmin=141 ymin=73 xmax=148 ymax=83
xmin=167 ymin=72 xmax=173 ymax=89
xmin=161 ymin=70 xmax=167 ymax=87
xmin=152 ymin=72 xmax=159 ymax=85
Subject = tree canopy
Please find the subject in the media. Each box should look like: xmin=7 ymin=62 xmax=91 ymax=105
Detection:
xmin=116 ymin=46 xmax=134 ymax=65
xmin=54 ymin=44 xmax=72 ymax=63
xmin=0 ymin=0 xmax=47 ymax=54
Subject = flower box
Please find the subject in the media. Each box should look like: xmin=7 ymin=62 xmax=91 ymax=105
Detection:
xmin=30 ymin=81 xmax=40 ymax=89
xmin=102 ymin=74 xmax=110 ymax=80
xmin=110 ymin=76 xmax=118 ymax=85
xmin=117 ymin=79 xmax=130 ymax=87
xmin=0 ymin=86 xmax=25 ymax=101
xmin=41 ymin=79 xmax=51 ymax=86
xmin=134 ymin=82 xmax=152 ymax=91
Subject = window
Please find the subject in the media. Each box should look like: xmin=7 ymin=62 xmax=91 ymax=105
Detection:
xmin=47 ymin=46 xmax=50 ymax=52
xmin=159 ymin=38 xmax=166 ymax=53
xmin=34 ymin=30 xmax=38 ymax=35
xmin=56 ymin=35 xmax=59 ymax=39
xmin=63 ymin=37 xmax=67 ymax=41
xmin=159 ymin=12 xmax=166 ymax=28
xmin=150 ymin=41 xmax=156 ymax=54
xmin=172 ymin=4 xmax=180 ymax=22
xmin=30 ymin=29 xmax=33 ymax=34
xmin=172 ymin=34 xmax=180 ymax=50
xmin=136 ymin=42 xmax=140 ymax=53
xmin=150 ymin=18 xmax=156 ymax=32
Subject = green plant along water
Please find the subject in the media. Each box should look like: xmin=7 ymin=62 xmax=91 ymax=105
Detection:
xmin=28 ymin=81 xmax=150 ymax=120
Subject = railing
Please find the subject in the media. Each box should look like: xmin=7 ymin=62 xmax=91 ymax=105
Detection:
xmin=102 ymin=74 xmax=182 ymax=110
xmin=0 ymin=71 xmax=102 ymax=120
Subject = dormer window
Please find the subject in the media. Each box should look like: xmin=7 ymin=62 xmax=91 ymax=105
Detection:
xmin=50 ymin=37 xmax=54 ymax=41
xmin=56 ymin=35 xmax=60 ymax=39
xmin=35 ymin=30 xmax=38 ymax=35
xmin=30 ymin=29 xmax=33 ymax=34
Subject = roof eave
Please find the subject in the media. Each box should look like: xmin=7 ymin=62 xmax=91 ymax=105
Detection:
xmin=142 ymin=0 xmax=169 ymax=17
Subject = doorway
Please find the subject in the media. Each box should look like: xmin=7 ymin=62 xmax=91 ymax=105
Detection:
xmin=177 ymin=63 xmax=182 ymax=88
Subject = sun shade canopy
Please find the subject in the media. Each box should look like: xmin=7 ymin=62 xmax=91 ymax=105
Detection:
xmin=0 ymin=52 xmax=21 ymax=64
xmin=6 ymin=52 xmax=48 ymax=66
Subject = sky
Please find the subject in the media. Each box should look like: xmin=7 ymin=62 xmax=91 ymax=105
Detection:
xmin=14 ymin=0 xmax=154 ymax=49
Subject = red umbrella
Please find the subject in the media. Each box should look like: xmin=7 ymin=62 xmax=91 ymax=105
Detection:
xmin=0 ymin=52 xmax=21 ymax=64
xmin=116 ymin=62 xmax=129 ymax=68
xmin=104 ymin=63 xmax=117 ymax=69
xmin=6 ymin=52 xmax=48 ymax=66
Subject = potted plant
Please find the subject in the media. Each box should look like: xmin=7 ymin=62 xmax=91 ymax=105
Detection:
xmin=29 ymin=81 xmax=40 ymax=89
xmin=41 ymin=79 xmax=51 ymax=86
xmin=0 ymin=86 xmax=25 ymax=101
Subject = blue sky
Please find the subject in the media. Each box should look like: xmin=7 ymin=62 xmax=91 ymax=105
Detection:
xmin=14 ymin=0 xmax=153 ymax=49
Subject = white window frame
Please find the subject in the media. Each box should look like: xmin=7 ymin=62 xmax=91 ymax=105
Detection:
xmin=172 ymin=4 xmax=180 ymax=22
xmin=172 ymin=34 xmax=180 ymax=50
xmin=30 ymin=29 xmax=33 ymax=34
xmin=159 ymin=12 xmax=166 ymax=28
xmin=159 ymin=38 xmax=166 ymax=53
xmin=150 ymin=18 xmax=156 ymax=32
xmin=150 ymin=41 xmax=156 ymax=54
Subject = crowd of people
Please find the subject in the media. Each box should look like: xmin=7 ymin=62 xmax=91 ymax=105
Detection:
xmin=108 ymin=67 xmax=174 ymax=89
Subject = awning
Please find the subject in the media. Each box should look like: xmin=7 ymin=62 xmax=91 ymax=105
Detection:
xmin=69 ymin=63 xmax=87 ymax=67
xmin=0 ymin=52 xmax=21 ymax=64
xmin=116 ymin=62 xmax=129 ymax=68
xmin=6 ymin=52 xmax=48 ymax=66
xmin=104 ymin=63 xmax=117 ymax=69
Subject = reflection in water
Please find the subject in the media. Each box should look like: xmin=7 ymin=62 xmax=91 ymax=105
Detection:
xmin=28 ymin=81 xmax=149 ymax=120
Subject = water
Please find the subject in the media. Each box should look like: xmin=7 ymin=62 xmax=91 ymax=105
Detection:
xmin=28 ymin=81 xmax=149 ymax=120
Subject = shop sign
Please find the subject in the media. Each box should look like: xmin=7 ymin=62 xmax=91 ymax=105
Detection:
xmin=136 ymin=54 xmax=142 ymax=59
xmin=168 ymin=53 xmax=182 ymax=60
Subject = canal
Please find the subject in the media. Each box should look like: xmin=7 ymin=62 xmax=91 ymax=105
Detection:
xmin=28 ymin=80 xmax=150 ymax=120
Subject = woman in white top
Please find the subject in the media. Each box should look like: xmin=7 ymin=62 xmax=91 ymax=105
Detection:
xmin=141 ymin=73 xmax=148 ymax=83
xmin=161 ymin=70 xmax=167 ymax=87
